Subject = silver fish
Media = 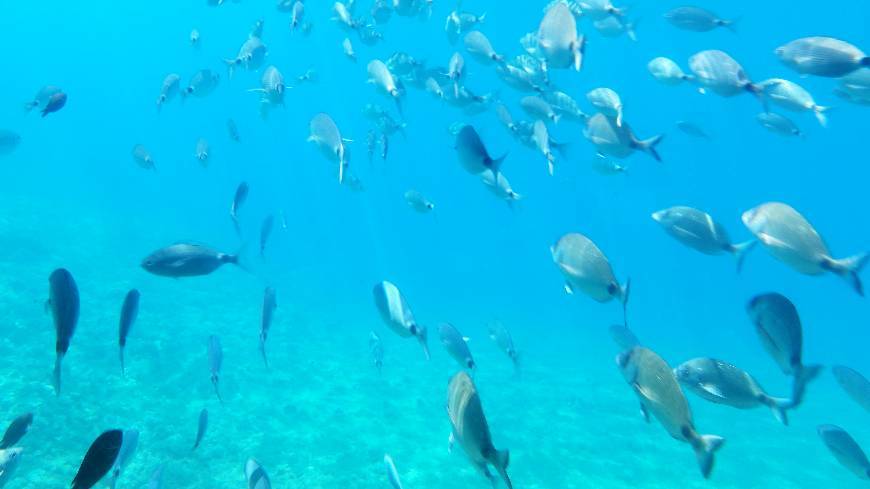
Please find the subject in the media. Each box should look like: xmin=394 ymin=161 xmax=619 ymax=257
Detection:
xmin=756 ymin=112 xmax=804 ymax=138
xmin=195 ymin=138 xmax=209 ymax=166
xmin=481 ymin=169 xmax=522 ymax=208
xmin=586 ymin=87 xmax=624 ymax=127
xmin=593 ymin=15 xmax=636 ymax=41
xmin=777 ymin=37 xmax=869 ymax=78
xmin=147 ymin=464 xmax=165 ymax=489
xmin=308 ymin=113 xmax=349 ymax=184
xmin=521 ymin=95 xmax=560 ymax=123
xmin=648 ymin=57 xmax=694 ymax=85
xmin=182 ymin=69 xmax=220 ymax=98
xmin=224 ymin=37 xmax=267 ymax=78
xmin=156 ymin=74 xmax=180 ymax=110
xmin=591 ymin=154 xmax=628 ymax=176
xmin=141 ymin=243 xmax=239 ymax=278
xmin=818 ymin=425 xmax=870 ymax=480
xmin=651 ymin=206 xmax=756 ymax=271
xmin=835 ymin=68 xmax=870 ymax=105
xmin=616 ymin=347 xmax=724 ymax=478
xmin=245 ymin=458 xmax=272 ymax=489
xmin=664 ymin=7 xmax=735 ymax=32
xmin=532 ymin=120 xmax=556 ymax=175
xmin=832 ymin=365 xmax=870 ymax=413
xmin=439 ymin=323 xmax=475 ymax=370
xmin=464 ymin=31 xmax=503 ymax=65
xmin=230 ymin=182 xmax=249 ymax=235
xmin=118 ymin=289 xmax=140 ymax=375
xmin=342 ymin=38 xmax=356 ymax=61
xmin=0 ymin=448 xmax=22 ymax=488
xmin=259 ymin=215 xmax=274 ymax=258
xmin=372 ymin=281 xmax=429 ymax=360
xmin=689 ymin=50 xmax=762 ymax=99
xmin=404 ymin=190 xmax=435 ymax=213
xmin=384 ymin=454 xmax=403 ymax=489
xmin=47 ymin=268 xmax=79 ymax=396
xmin=131 ymin=144 xmax=156 ymax=171
xmin=760 ymin=78 xmax=830 ymax=126
xmin=488 ymin=321 xmax=520 ymax=371
xmin=537 ymin=2 xmax=584 ymax=70
xmin=369 ymin=332 xmax=384 ymax=373
xmin=578 ymin=0 xmax=625 ymax=19
xmin=367 ymin=59 xmax=403 ymax=114
xmin=290 ymin=1 xmax=305 ymax=31
xmin=584 ymin=113 xmax=662 ymax=161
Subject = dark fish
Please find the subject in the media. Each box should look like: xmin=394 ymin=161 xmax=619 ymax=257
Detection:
xmin=118 ymin=289 xmax=140 ymax=375
xmin=41 ymin=91 xmax=67 ymax=117
xmin=259 ymin=215 xmax=274 ymax=258
xmin=746 ymin=293 xmax=822 ymax=405
xmin=141 ymin=243 xmax=239 ymax=278
xmin=230 ymin=182 xmax=249 ymax=236
xmin=0 ymin=413 xmax=33 ymax=449
xmin=455 ymin=125 xmax=507 ymax=175
xmin=818 ymin=424 xmax=870 ymax=480
xmin=832 ymin=365 xmax=870 ymax=412
xmin=227 ymin=119 xmax=241 ymax=142
xmin=260 ymin=287 xmax=277 ymax=367
xmin=47 ymin=268 xmax=79 ymax=396
xmin=71 ymin=430 xmax=123 ymax=489
xmin=192 ymin=408 xmax=208 ymax=451
xmin=207 ymin=335 xmax=223 ymax=403
xmin=245 ymin=458 xmax=272 ymax=489
xmin=608 ymin=324 xmax=641 ymax=350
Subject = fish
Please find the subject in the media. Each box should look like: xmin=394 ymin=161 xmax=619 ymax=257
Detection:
xmin=544 ymin=91 xmax=588 ymax=121
xmin=551 ymin=233 xmax=630 ymax=324
xmin=440 ymin=323 xmax=475 ymax=371
xmin=675 ymin=121 xmax=710 ymax=139
xmin=141 ymin=243 xmax=239 ymax=278
xmin=342 ymin=37 xmax=356 ymax=61
xmin=616 ymin=347 xmax=725 ymax=478
xmin=372 ymin=281 xmax=429 ymax=360
xmin=47 ymin=268 xmax=79 ymax=396
xmin=608 ymin=324 xmax=640 ymax=350
xmin=195 ymin=138 xmax=209 ymax=166
xmin=675 ymin=358 xmax=792 ymax=424
xmin=445 ymin=10 xmax=486 ymax=44
xmin=759 ymin=78 xmax=830 ymax=127
xmin=0 ymin=414 xmax=33 ymax=450
xmin=367 ymin=60 xmax=403 ymax=114
xmin=147 ymin=464 xmax=165 ymax=489
xmin=182 ymin=69 xmax=220 ymax=99
xmin=664 ymin=7 xmax=736 ymax=32
xmin=249 ymin=66 xmax=286 ymax=119
xmin=380 ymin=133 xmax=389 ymax=161
xmin=131 ymin=144 xmax=156 ymax=171
xmin=260 ymin=215 xmax=274 ymax=258
xmin=289 ymin=1 xmax=305 ymax=31
xmin=0 ymin=448 xmax=22 ymax=488
xmin=207 ymin=335 xmax=223 ymax=403
xmin=369 ymin=331 xmax=384 ymax=373
xmin=689 ymin=50 xmax=763 ymax=100
xmin=189 ymin=29 xmax=200 ymax=46
xmin=245 ymin=458 xmax=272 ymax=489
xmin=464 ymin=31 xmax=503 ymax=65
xmin=107 ymin=430 xmax=138 ymax=489
xmin=532 ymin=120 xmax=556 ymax=175
xmin=455 ymin=125 xmax=507 ymax=176
xmin=250 ymin=20 xmax=263 ymax=38
xmin=593 ymin=15 xmax=637 ymax=41
xmin=537 ymin=1 xmax=584 ymax=70
xmin=384 ymin=454 xmax=403 ymax=489
xmin=230 ymin=182 xmax=249 ymax=235
xmin=746 ymin=293 xmax=823 ymax=404
xmin=832 ymin=365 xmax=870 ymax=412
xmin=590 ymin=154 xmax=628 ymax=176
xmin=742 ymin=202 xmax=867 ymax=294
xmin=0 ymin=130 xmax=21 ymax=156
xmin=118 ymin=289 xmax=140 ymax=375
xmin=447 ymin=52 xmax=465 ymax=98
xmin=835 ymin=68 xmax=870 ymax=105
xmin=488 ymin=321 xmax=520 ymax=371
xmin=480 ymin=169 xmax=522 ymax=208
xmin=224 ymin=37 xmax=268 ymax=78
xmin=425 ymin=77 xmax=444 ymax=99
xmin=260 ymin=287 xmax=277 ymax=367
xmin=156 ymin=74 xmax=181 ymax=110
xmin=756 ymin=112 xmax=804 ymax=138
xmin=366 ymin=130 xmax=376 ymax=164
xmin=227 ymin=118 xmax=241 ymax=142
xmin=586 ymin=88 xmax=624 ymax=127
xmin=647 ymin=57 xmax=694 ymax=85
xmin=584 ymin=113 xmax=663 ymax=162
xmin=818 ymin=425 xmax=870 ymax=480
xmin=71 ymin=430 xmax=123 ymax=489
xmin=41 ymin=91 xmax=67 ymax=117
xmin=578 ymin=0 xmax=625 ymax=19
xmin=308 ymin=113 xmax=349 ymax=184
xmin=776 ymin=37 xmax=869 ymax=78
xmin=651 ymin=206 xmax=756 ymax=271
xmin=192 ymin=408 xmax=208 ymax=451
xmin=24 ymin=85 xmax=62 ymax=112
xmin=404 ymin=190 xmax=435 ymax=213
xmin=520 ymin=95 xmax=560 ymax=124
xmin=447 ymin=372 xmax=512 ymax=489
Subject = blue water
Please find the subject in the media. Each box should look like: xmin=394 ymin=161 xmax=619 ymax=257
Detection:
xmin=1 ymin=0 xmax=868 ymax=487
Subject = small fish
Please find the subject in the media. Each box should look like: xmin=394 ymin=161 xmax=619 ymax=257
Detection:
xmin=537 ymin=2 xmax=584 ymax=71
xmin=455 ymin=125 xmax=506 ymax=175
xmin=647 ymin=57 xmax=694 ymax=85
xmin=651 ymin=206 xmax=756 ymax=271
xmin=584 ymin=113 xmax=662 ymax=162
xmin=0 ymin=130 xmax=21 ymax=156
xmin=480 ymin=168 xmax=522 ymax=208
xmin=777 ymin=37 xmax=869 ymax=78
xmin=182 ymin=69 xmax=220 ymax=99
xmin=756 ymin=112 xmax=804 ymax=138
xmin=439 ymin=323 xmax=475 ymax=371
xmin=227 ymin=119 xmax=240 ymax=142
xmin=132 ymin=144 xmax=156 ymax=171
xmin=488 ymin=321 xmax=520 ymax=371
xmin=71 ymin=430 xmax=123 ymax=489
xmin=464 ymin=31 xmax=504 ymax=65
xmin=189 ymin=28 xmax=200 ymax=46
xmin=578 ymin=0 xmax=625 ymax=19
xmin=290 ymin=1 xmax=305 ymax=31
xmin=369 ymin=332 xmax=384 ymax=373
xmin=447 ymin=52 xmax=465 ymax=98
xmin=591 ymin=154 xmax=628 ymax=176
xmin=230 ymin=182 xmax=249 ymax=235
xmin=296 ymin=68 xmax=318 ymax=85
xmin=372 ymin=281 xmax=429 ymax=360
xmin=833 ymin=366 xmax=870 ymax=413
xmin=224 ymin=37 xmax=268 ymax=78
xmin=593 ymin=15 xmax=637 ymax=41
xmin=47 ymin=268 xmax=79 ymax=396
xmin=260 ymin=287 xmax=277 ymax=367
xmin=147 ymin=464 xmax=165 ymax=489
xmin=532 ymin=120 xmax=556 ymax=175
xmin=24 ymin=85 xmax=62 ymax=112
xmin=425 ymin=77 xmax=444 ymax=99
xmin=521 ymin=95 xmax=560 ymax=123
xmin=664 ymin=6 xmax=736 ymax=32
xmin=0 ymin=414 xmax=33 ymax=450
xmin=41 ymin=91 xmax=67 ymax=117
xmin=366 ymin=130 xmax=376 ymax=165
xmin=207 ymin=335 xmax=223 ymax=403
xmin=195 ymin=138 xmax=210 ymax=166
xmin=380 ymin=133 xmax=389 ymax=161
xmin=156 ymin=74 xmax=181 ymax=110
xmin=818 ymin=425 xmax=870 ymax=480
xmin=245 ymin=459 xmax=272 ymax=489
xmin=141 ymin=243 xmax=240 ymax=278
xmin=404 ymin=190 xmax=435 ymax=213
xmin=0 ymin=448 xmax=22 ymax=488
xmin=367 ymin=60 xmax=403 ymax=115
xmin=760 ymin=78 xmax=830 ymax=127
xmin=384 ymin=454 xmax=404 ymax=489
xmin=675 ymin=121 xmax=710 ymax=139
xmin=118 ymin=289 xmax=140 ymax=375
xmin=259 ymin=215 xmax=274 ymax=258
xmin=586 ymin=87 xmax=624 ymax=127
xmin=342 ymin=37 xmax=356 ymax=62
xmin=192 ymin=408 xmax=208 ymax=451
xmin=689 ymin=50 xmax=762 ymax=101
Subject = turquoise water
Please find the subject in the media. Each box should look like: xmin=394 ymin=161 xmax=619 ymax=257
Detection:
xmin=1 ymin=0 xmax=869 ymax=487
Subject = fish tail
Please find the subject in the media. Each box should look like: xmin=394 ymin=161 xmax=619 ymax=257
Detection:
xmin=762 ymin=395 xmax=791 ymax=425
xmin=120 ymin=348 xmax=126 ymax=377
xmin=790 ymin=364 xmax=823 ymax=407
xmin=23 ymin=101 xmax=36 ymax=112
xmin=620 ymin=278 xmax=631 ymax=328
xmin=813 ymin=105 xmax=831 ymax=128
xmin=259 ymin=337 xmax=269 ymax=368
xmin=416 ymin=325 xmax=430 ymax=361
xmin=635 ymin=134 xmax=663 ymax=162
xmin=730 ymin=240 xmax=758 ymax=273
xmin=53 ymin=354 xmax=63 ymax=396
xmin=862 ymin=57 xmax=870 ymax=68
xmin=490 ymin=153 xmax=508 ymax=174
xmin=823 ymin=253 xmax=869 ymax=296
xmin=691 ymin=433 xmax=725 ymax=479
xmin=491 ymin=449 xmax=512 ymax=489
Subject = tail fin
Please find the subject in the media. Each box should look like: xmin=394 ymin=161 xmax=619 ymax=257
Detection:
xmin=620 ymin=279 xmax=631 ymax=328
xmin=491 ymin=449 xmax=512 ymax=489
xmin=824 ymin=253 xmax=869 ymax=296
xmin=53 ymin=355 xmax=63 ymax=396
xmin=120 ymin=348 xmax=126 ymax=377
xmin=721 ymin=16 xmax=739 ymax=33
xmin=489 ymin=153 xmax=508 ymax=175
xmin=813 ymin=105 xmax=831 ymax=127
xmin=862 ymin=57 xmax=870 ymax=68
xmin=223 ymin=59 xmax=237 ymax=79
xmin=24 ymin=101 xmax=37 ymax=112
xmin=762 ymin=396 xmax=791 ymax=425
xmin=730 ymin=240 xmax=757 ymax=273
xmin=790 ymin=364 xmax=823 ymax=407
xmin=691 ymin=433 xmax=725 ymax=479
xmin=635 ymin=135 xmax=663 ymax=162
xmin=417 ymin=325 xmax=430 ymax=361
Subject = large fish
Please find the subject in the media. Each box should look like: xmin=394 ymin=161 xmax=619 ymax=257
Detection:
xmin=742 ymin=202 xmax=867 ymax=294
xmin=651 ymin=206 xmax=755 ymax=271
xmin=208 ymin=335 xmax=223 ymax=403
xmin=675 ymin=358 xmax=792 ymax=424
xmin=260 ymin=287 xmax=277 ymax=367
xmin=584 ymin=113 xmax=662 ymax=162
xmin=0 ymin=413 xmax=33 ymax=450
xmin=617 ymin=347 xmax=725 ymax=478
xmin=47 ymin=268 xmax=79 ymax=396
xmin=455 ymin=125 xmax=506 ymax=176
xmin=537 ymin=2 xmax=584 ymax=71
xmin=71 ymin=430 xmax=123 ymax=489
xmin=439 ymin=323 xmax=475 ymax=371
xmin=447 ymin=372 xmax=512 ymax=489
xmin=746 ymin=293 xmax=822 ymax=404
xmin=372 ymin=281 xmax=429 ymax=360
xmin=689 ymin=50 xmax=762 ymax=100
xmin=832 ymin=366 xmax=870 ymax=413
xmin=777 ymin=37 xmax=869 ymax=78
xmin=818 ymin=425 xmax=870 ymax=480
xmin=118 ymin=289 xmax=140 ymax=375
xmin=141 ymin=243 xmax=239 ymax=278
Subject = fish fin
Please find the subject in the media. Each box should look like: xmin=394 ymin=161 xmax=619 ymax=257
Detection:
xmin=635 ymin=134 xmax=663 ymax=162
xmin=822 ymin=253 xmax=869 ymax=296
xmin=620 ymin=278 xmax=631 ymax=328
xmin=699 ymin=383 xmax=725 ymax=399
xmin=691 ymin=433 xmax=725 ymax=479
xmin=491 ymin=449 xmax=512 ymax=489
xmin=755 ymin=232 xmax=790 ymax=249
xmin=790 ymin=364 xmax=823 ymax=406
xmin=639 ymin=402 xmax=649 ymax=422
xmin=489 ymin=153 xmax=508 ymax=174
xmin=53 ymin=355 xmax=62 ymax=396
xmin=563 ymin=282 xmax=574 ymax=295
xmin=44 ymin=299 xmax=51 ymax=314
xmin=862 ymin=57 xmax=870 ymax=68
xmin=448 ymin=432 xmax=454 ymax=454
xmin=616 ymin=108 xmax=623 ymax=128
xmin=463 ymin=336 xmax=471 ymax=343
xmin=730 ymin=240 xmax=757 ymax=273
xmin=813 ymin=105 xmax=831 ymax=127
xmin=765 ymin=396 xmax=790 ymax=426
xmin=417 ymin=325 xmax=430 ymax=360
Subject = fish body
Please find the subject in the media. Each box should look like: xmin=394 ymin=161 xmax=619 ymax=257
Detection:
xmin=118 ymin=289 xmax=140 ymax=374
xmin=48 ymin=268 xmax=79 ymax=396
xmin=372 ymin=281 xmax=429 ymax=360
xmin=141 ymin=244 xmax=239 ymax=277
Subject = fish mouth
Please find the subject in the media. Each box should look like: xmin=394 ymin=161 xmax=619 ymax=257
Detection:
xmin=650 ymin=210 xmax=666 ymax=223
